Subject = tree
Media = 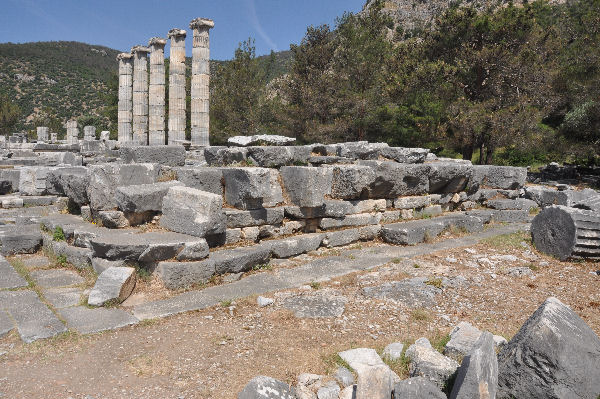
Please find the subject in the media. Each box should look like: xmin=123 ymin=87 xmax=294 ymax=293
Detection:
xmin=0 ymin=95 xmax=21 ymax=136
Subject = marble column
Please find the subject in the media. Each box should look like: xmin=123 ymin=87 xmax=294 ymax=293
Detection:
xmin=116 ymin=52 xmax=133 ymax=144
xmin=189 ymin=18 xmax=214 ymax=147
xmin=167 ymin=28 xmax=187 ymax=145
xmin=148 ymin=37 xmax=167 ymax=146
xmin=83 ymin=126 xmax=96 ymax=141
xmin=66 ymin=120 xmax=79 ymax=145
xmin=131 ymin=45 xmax=150 ymax=145
xmin=36 ymin=126 xmax=49 ymax=142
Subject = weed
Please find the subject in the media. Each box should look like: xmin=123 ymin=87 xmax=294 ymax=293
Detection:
xmin=252 ymin=263 xmax=272 ymax=271
xmin=423 ymin=231 xmax=434 ymax=243
xmin=430 ymin=333 xmax=451 ymax=353
xmin=293 ymin=160 xmax=308 ymax=166
xmin=481 ymin=231 xmax=531 ymax=249
xmin=383 ymin=352 xmax=411 ymax=379
xmin=135 ymin=266 xmax=152 ymax=281
xmin=425 ymin=277 xmax=443 ymax=289
xmin=157 ymin=170 xmax=177 ymax=182
xmin=220 ymin=299 xmax=233 ymax=307
xmin=391 ymin=258 xmax=402 ymax=264
xmin=52 ymin=226 xmax=65 ymax=241
xmin=410 ymin=308 xmax=430 ymax=321
xmin=526 ymin=263 xmax=539 ymax=272
xmin=56 ymin=255 xmax=68 ymax=267
xmin=347 ymin=254 xmax=356 ymax=260
xmin=140 ymin=318 xmax=159 ymax=327
xmin=310 ymin=281 xmax=321 ymax=290
xmin=8 ymin=257 xmax=34 ymax=288
xmin=243 ymin=159 xmax=254 ymax=167
xmin=413 ymin=263 xmax=421 ymax=269
xmin=529 ymin=206 xmax=540 ymax=215
xmin=322 ymin=352 xmax=353 ymax=374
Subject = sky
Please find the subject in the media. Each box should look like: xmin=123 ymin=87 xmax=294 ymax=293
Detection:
xmin=0 ymin=0 xmax=366 ymax=60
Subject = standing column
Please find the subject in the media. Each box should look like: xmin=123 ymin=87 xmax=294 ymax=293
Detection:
xmin=148 ymin=37 xmax=167 ymax=146
xmin=66 ymin=120 xmax=79 ymax=145
xmin=36 ymin=126 xmax=49 ymax=142
xmin=131 ymin=45 xmax=150 ymax=146
xmin=189 ymin=18 xmax=214 ymax=147
xmin=83 ymin=126 xmax=96 ymax=141
xmin=167 ymin=29 xmax=187 ymax=145
xmin=117 ymin=52 xmax=133 ymax=144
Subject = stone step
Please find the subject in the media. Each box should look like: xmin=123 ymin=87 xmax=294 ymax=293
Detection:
xmin=381 ymin=214 xmax=484 ymax=245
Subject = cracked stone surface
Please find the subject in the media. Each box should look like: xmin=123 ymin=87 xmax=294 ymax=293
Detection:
xmin=30 ymin=269 xmax=84 ymax=288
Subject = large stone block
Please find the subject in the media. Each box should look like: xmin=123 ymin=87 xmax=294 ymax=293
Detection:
xmin=115 ymin=181 xmax=183 ymax=213
xmin=470 ymin=165 xmax=527 ymax=190
xmin=428 ymin=162 xmax=473 ymax=194
xmin=174 ymin=167 xmax=223 ymax=195
xmin=88 ymin=267 xmax=136 ymax=306
xmin=405 ymin=338 xmax=459 ymax=390
xmin=18 ymin=167 xmax=51 ymax=195
xmin=336 ymin=141 xmax=388 ymax=160
xmin=0 ymin=169 xmax=20 ymax=194
xmin=381 ymin=147 xmax=430 ymax=163
xmin=160 ymin=186 xmax=226 ymax=237
xmin=222 ymin=167 xmax=283 ymax=210
xmin=46 ymin=167 xmax=90 ymax=206
xmin=330 ymin=164 xmax=375 ymax=199
xmin=267 ymin=233 xmax=324 ymax=258
xmin=280 ymin=166 xmax=333 ymax=207
xmin=247 ymin=146 xmax=293 ymax=167
xmin=359 ymin=161 xmax=430 ymax=198
xmin=211 ymin=244 xmax=272 ymax=275
xmin=225 ymin=207 xmax=284 ymax=228
xmin=204 ymin=146 xmax=248 ymax=166
xmin=120 ymin=145 xmax=186 ymax=167
xmin=157 ymin=259 xmax=214 ymax=289
xmin=450 ymin=332 xmax=497 ymax=399
xmin=498 ymin=297 xmax=600 ymax=399
xmin=87 ymin=163 xmax=159 ymax=211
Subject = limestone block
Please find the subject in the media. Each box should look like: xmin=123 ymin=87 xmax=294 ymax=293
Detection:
xmin=88 ymin=267 xmax=136 ymax=306
xmin=222 ymin=167 xmax=283 ymax=210
xmin=115 ymin=181 xmax=183 ymax=213
xmin=280 ymin=166 xmax=333 ymax=207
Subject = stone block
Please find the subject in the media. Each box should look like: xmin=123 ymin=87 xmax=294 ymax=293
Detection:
xmin=380 ymin=146 xmax=429 ymax=163
xmin=449 ymin=332 xmax=498 ymax=399
xmin=428 ymin=162 xmax=473 ymax=194
xmin=120 ymin=145 xmax=186 ymax=167
xmin=280 ymin=166 xmax=333 ymax=207
xmin=225 ymin=207 xmax=284 ymax=228
xmin=19 ymin=167 xmax=51 ymax=195
xmin=222 ymin=167 xmax=283 ymax=209
xmin=1 ymin=197 xmax=23 ymax=208
xmin=319 ymin=213 xmax=382 ymax=230
xmin=88 ymin=267 xmax=136 ymax=306
xmin=211 ymin=244 xmax=272 ymax=275
xmin=330 ymin=164 xmax=375 ymax=199
xmin=160 ymin=186 xmax=226 ymax=237
xmin=267 ymin=233 xmax=324 ymax=258
xmin=393 ymin=195 xmax=432 ymax=210
xmin=0 ymin=225 xmax=42 ymax=254
xmin=97 ymin=210 xmax=130 ymax=228
xmin=203 ymin=146 xmax=247 ymax=166
xmin=156 ymin=259 xmax=215 ymax=289
xmin=486 ymin=198 xmax=537 ymax=211
xmin=59 ymin=306 xmax=138 ymax=334
xmin=497 ymin=297 xmax=600 ymax=399
xmin=470 ymin=165 xmax=527 ymax=190
xmin=405 ymin=338 xmax=459 ymax=389
xmin=247 ymin=146 xmax=293 ymax=167
xmin=359 ymin=161 xmax=430 ymax=198
xmin=174 ymin=167 xmax=223 ymax=195
xmin=0 ymin=169 xmax=20 ymax=194
xmin=91 ymin=257 xmax=125 ymax=275
xmin=238 ymin=376 xmax=296 ymax=399
xmin=336 ymin=141 xmax=388 ymax=160
xmin=115 ymin=181 xmax=183 ymax=213
xmin=323 ymin=229 xmax=361 ymax=248
xmin=393 ymin=377 xmax=446 ymax=399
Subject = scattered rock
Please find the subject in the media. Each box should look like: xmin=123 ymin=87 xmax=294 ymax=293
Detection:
xmin=449 ymin=332 xmax=497 ymax=399
xmin=405 ymin=338 xmax=459 ymax=390
xmin=392 ymin=376 xmax=446 ymax=399
xmin=281 ymin=292 xmax=346 ymax=318
xmin=497 ymin=297 xmax=600 ymax=399
xmin=383 ymin=342 xmax=404 ymax=362
xmin=87 ymin=267 xmax=136 ymax=306
xmin=257 ymin=296 xmax=274 ymax=307
xmin=238 ymin=376 xmax=296 ymax=399
xmin=334 ymin=367 xmax=354 ymax=388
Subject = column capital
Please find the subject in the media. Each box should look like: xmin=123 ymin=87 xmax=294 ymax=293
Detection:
xmin=116 ymin=52 xmax=133 ymax=61
xmin=168 ymin=28 xmax=187 ymax=39
xmin=131 ymin=45 xmax=151 ymax=55
xmin=148 ymin=37 xmax=167 ymax=47
xmin=190 ymin=18 xmax=214 ymax=30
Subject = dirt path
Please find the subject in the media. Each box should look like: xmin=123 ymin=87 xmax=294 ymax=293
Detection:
xmin=1 ymin=230 xmax=599 ymax=399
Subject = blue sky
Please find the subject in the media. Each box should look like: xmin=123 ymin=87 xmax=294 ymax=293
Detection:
xmin=1 ymin=0 xmax=366 ymax=60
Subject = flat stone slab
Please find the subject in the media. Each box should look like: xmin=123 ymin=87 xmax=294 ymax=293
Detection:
xmin=0 ymin=309 xmax=14 ymax=337
xmin=30 ymin=269 xmax=84 ymax=288
xmin=43 ymin=287 xmax=83 ymax=309
xmin=362 ymin=277 xmax=442 ymax=307
xmin=20 ymin=255 xmax=51 ymax=270
xmin=59 ymin=306 xmax=138 ymax=334
xmin=0 ymin=256 xmax=27 ymax=289
xmin=281 ymin=292 xmax=347 ymax=318
xmin=0 ymin=290 xmax=66 ymax=342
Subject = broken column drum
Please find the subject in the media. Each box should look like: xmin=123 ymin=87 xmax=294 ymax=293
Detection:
xmin=36 ymin=126 xmax=49 ymax=142
xmin=131 ymin=45 xmax=150 ymax=146
xmin=189 ymin=18 xmax=214 ymax=147
xmin=148 ymin=37 xmax=167 ymax=146
xmin=167 ymin=29 xmax=187 ymax=145
xmin=117 ymin=52 xmax=134 ymax=144
xmin=66 ymin=120 xmax=79 ymax=145
xmin=531 ymin=205 xmax=600 ymax=260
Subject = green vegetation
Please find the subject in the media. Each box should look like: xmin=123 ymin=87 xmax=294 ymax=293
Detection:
xmin=309 ymin=281 xmax=322 ymax=290
xmin=481 ymin=230 xmax=531 ymax=249
xmin=425 ymin=277 xmax=444 ymax=289
xmin=52 ymin=226 xmax=65 ymax=241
